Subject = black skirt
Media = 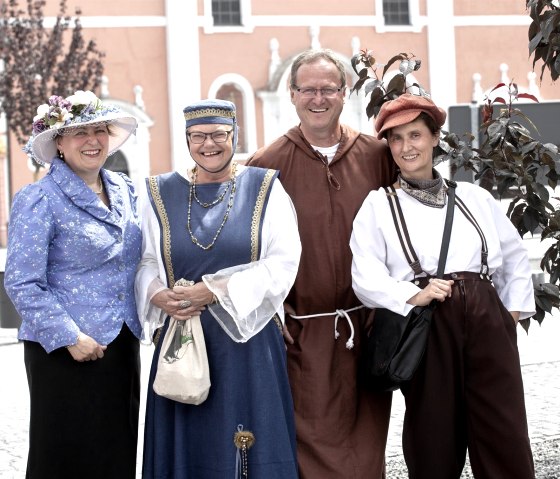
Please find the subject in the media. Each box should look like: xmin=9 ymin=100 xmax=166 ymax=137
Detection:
xmin=23 ymin=324 xmax=140 ymax=479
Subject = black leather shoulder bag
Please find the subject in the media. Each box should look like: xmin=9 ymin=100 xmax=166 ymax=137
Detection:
xmin=360 ymin=180 xmax=456 ymax=392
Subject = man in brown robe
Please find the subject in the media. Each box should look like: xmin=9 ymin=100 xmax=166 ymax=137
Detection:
xmin=248 ymin=49 xmax=397 ymax=478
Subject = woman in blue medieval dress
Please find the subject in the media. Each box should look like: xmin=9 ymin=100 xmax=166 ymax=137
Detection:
xmin=135 ymin=99 xmax=301 ymax=478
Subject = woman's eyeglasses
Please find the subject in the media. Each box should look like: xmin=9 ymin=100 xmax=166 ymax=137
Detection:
xmin=187 ymin=130 xmax=233 ymax=144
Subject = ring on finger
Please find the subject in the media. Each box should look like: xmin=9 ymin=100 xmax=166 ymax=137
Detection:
xmin=179 ymin=299 xmax=192 ymax=309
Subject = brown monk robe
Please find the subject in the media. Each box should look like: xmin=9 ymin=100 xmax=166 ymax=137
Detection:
xmin=249 ymin=124 xmax=397 ymax=478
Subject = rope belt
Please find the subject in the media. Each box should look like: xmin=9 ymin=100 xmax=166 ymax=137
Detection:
xmin=289 ymin=305 xmax=364 ymax=350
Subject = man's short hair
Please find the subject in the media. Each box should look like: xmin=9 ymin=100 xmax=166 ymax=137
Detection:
xmin=290 ymin=49 xmax=347 ymax=89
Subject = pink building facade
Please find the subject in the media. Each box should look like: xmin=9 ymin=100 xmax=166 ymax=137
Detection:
xmin=1 ymin=0 xmax=558 ymax=246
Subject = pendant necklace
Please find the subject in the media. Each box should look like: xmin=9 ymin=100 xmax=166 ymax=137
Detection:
xmin=92 ymin=176 xmax=104 ymax=195
xmin=187 ymin=162 xmax=237 ymax=250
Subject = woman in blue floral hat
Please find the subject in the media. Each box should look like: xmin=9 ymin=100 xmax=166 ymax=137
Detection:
xmin=136 ymin=99 xmax=301 ymax=478
xmin=4 ymin=91 xmax=142 ymax=478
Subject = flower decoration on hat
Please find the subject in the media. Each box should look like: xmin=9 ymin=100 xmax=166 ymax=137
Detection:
xmin=31 ymin=91 xmax=101 ymax=136
xmin=23 ymin=90 xmax=138 ymax=166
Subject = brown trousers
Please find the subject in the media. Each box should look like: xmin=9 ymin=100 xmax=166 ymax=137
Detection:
xmin=401 ymin=273 xmax=535 ymax=479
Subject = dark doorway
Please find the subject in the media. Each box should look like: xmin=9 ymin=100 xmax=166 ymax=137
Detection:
xmin=103 ymin=151 xmax=129 ymax=175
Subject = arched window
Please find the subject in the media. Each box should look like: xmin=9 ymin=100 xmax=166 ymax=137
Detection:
xmin=216 ymin=84 xmax=246 ymax=154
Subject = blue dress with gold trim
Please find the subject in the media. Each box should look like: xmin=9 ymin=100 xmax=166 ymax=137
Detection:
xmin=142 ymin=167 xmax=298 ymax=478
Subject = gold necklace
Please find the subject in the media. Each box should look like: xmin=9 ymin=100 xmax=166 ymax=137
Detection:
xmin=191 ymin=167 xmax=230 ymax=207
xmin=92 ymin=176 xmax=104 ymax=195
xmin=187 ymin=163 xmax=237 ymax=250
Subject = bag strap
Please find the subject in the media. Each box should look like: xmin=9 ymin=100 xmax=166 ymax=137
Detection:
xmin=384 ymin=180 xmax=457 ymax=279
xmin=436 ymin=180 xmax=456 ymax=278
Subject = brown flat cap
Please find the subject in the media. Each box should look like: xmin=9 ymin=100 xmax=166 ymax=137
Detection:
xmin=374 ymin=93 xmax=447 ymax=140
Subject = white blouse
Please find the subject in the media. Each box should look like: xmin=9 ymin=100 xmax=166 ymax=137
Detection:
xmin=135 ymin=166 xmax=302 ymax=343
xmin=350 ymin=182 xmax=536 ymax=320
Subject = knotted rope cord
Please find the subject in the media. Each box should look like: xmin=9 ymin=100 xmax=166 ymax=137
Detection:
xmin=289 ymin=305 xmax=364 ymax=350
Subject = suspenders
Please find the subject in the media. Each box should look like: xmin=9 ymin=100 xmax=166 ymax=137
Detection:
xmin=384 ymin=181 xmax=490 ymax=278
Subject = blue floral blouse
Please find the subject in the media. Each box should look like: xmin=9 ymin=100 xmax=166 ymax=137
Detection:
xmin=4 ymin=158 xmax=142 ymax=353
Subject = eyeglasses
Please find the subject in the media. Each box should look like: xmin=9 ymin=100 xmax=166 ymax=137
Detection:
xmin=187 ymin=130 xmax=233 ymax=144
xmin=293 ymin=86 xmax=343 ymax=98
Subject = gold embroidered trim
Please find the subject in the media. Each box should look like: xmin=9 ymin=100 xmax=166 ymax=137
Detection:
xmin=184 ymin=108 xmax=235 ymax=121
xmin=250 ymin=169 xmax=275 ymax=262
xmin=148 ymin=176 xmax=176 ymax=287
xmin=272 ymin=313 xmax=283 ymax=333
xmin=153 ymin=327 xmax=163 ymax=347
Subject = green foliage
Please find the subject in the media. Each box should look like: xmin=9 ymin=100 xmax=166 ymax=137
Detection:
xmin=351 ymin=50 xmax=560 ymax=330
xmin=350 ymin=51 xmax=425 ymax=119
xmin=527 ymin=0 xmax=560 ymax=81
xmin=0 ymin=0 xmax=104 ymax=155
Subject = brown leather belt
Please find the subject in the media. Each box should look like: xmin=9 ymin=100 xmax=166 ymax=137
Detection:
xmin=414 ymin=271 xmax=492 ymax=287
xmin=442 ymin=271 xmax=492 ymax=282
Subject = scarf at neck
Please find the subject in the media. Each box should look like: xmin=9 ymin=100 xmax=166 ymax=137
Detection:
xmin=399 ymin=169 xmax=446 ymax=208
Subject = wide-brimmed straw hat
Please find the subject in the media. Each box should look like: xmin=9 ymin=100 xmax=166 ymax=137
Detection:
xmin=24 ymin=90 xmax=137 ymax=165
xmin=374 ymin=93 xmax=447 ymax=140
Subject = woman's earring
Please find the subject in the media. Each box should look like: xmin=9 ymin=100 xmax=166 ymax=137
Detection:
xmin=58 ymin=150 xmax=64 ymax=159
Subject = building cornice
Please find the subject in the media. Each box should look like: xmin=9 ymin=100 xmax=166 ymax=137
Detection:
xmin=36 ymin=14 xmax=531 ymax=30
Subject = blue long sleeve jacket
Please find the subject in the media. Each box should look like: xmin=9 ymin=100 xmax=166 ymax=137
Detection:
xmin=5 ymin=158 xmax=142 ymax=352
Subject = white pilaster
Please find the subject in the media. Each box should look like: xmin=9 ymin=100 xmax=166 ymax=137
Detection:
xmin=425 ymin=0 xmax=456 ymax=121
xmin=165 ymin=0 xmax=201 ymax=173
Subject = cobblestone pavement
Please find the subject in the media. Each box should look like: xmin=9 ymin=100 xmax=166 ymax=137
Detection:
xmin=386 ymin=361 xmax=560 ymax=478
xmin=385 ymin=318 xmax=560 ymax=478
xmin=1 ymin=317 xmax=559 ymax=478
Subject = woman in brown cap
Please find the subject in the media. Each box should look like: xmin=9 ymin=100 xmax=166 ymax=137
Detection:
xmin=350 ymin=93 xmax=535 ymax=478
